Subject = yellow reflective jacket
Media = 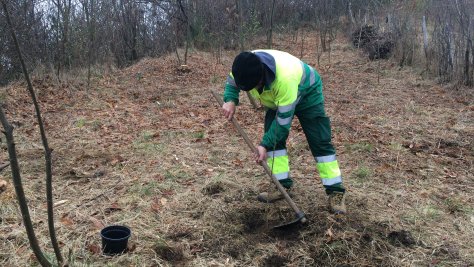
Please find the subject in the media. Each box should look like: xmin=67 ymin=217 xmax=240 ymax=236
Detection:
xmin=223 ymin=50 xmax=323 ymax=149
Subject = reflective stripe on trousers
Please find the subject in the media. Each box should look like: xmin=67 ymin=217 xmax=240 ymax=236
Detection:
xmin=266 ymin=149 xmax=289 ymax=180
xmin=316 ymin=154 xmax=342 ymax=186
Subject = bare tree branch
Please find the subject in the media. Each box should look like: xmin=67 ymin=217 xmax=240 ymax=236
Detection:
xmin=1 ymin=0 xmax=63 ymax=265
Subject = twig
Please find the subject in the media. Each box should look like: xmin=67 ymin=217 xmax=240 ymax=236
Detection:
xmin=395 ymin=150 xmax=400 ymax=170
xmin=0 ymin=162 xmax=10 ymax=172
xmin=64 ymin=176 xmax=123 ymax=214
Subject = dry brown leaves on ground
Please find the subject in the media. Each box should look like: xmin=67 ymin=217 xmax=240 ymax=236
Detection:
xmin=0 ymin=34 xmax=473 ymax=266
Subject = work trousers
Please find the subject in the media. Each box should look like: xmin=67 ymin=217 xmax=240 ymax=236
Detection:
xmin=264 ymin=101 xmax=345 ymax=194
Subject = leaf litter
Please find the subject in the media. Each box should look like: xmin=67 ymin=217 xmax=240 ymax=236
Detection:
xmin=0 ymin=34 xmax=473 ymax=266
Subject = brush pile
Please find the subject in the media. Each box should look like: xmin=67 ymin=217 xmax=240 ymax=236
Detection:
xmin=352 ymin=25 xmax=394 ymax=60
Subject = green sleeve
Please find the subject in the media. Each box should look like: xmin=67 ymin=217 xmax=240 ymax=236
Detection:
xmin=260 ymin=117 xmax=292 ymax=149
xmin=223 ymin=73 xmax=240 ymax=105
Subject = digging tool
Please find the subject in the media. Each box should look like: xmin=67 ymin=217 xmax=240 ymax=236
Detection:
xmin=211 ymin=90 xmax=307 ymax=229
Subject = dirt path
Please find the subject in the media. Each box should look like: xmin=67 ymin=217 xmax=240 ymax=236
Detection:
xmin=0 ymin=34 xmax=472 ymax=266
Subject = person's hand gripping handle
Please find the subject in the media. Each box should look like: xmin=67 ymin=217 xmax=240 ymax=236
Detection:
xmin=222 ymin=101 xmax=236 ymax=121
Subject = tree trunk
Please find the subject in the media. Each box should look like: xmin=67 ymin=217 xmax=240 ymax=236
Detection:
xmin=177 ymin=0 xmax=191 ymax=64
xmin=465 ymin=39 xmax=471 ymax=86
xmin=0 ymin=107 xmax=52 ymax=267
xmin=464 ymin=18 xmax=472 ymax=86
xmin=64 ymin=0 xmax=71 ymax=69
xmin=184 ymin=27 xmax=189 ymax=65
xmin=236 ymin=0 xmax=244 ymax=51
xmin=1 ymin=1 xmax=63 ymax=265
xmin=320 ymin=29 xmax=327 ymax=52
xmin=448 ymin=24 xmax=455 ymax=78
xmin=470 ymin=22 xmax=474 ymax=85
xmin=1 ymin=3 xmax=55 ymax=267
xmin=300 ymin=30 xmax=305 ymax=59
xmin=348 ymin=1 xmax=355 ymax=34
xmin=422 ymin=16 xmax=429 ymax=60
xmin=55 ymin=0 xmax=61 ymax=81
xmin=83 ymin=0 xmax=96 ymax=89
xmin=174 ymin=32 xmax=182 ymax=65
xmin=267 ymin=0 xmax=276 ymax=49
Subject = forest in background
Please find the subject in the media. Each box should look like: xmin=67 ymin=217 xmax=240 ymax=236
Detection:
xmin=0 ymin=0 xmax=473 ymax=88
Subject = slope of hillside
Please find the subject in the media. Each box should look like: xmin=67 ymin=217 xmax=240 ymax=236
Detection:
xmin=0 ymin=33 xmax=473 ymax=266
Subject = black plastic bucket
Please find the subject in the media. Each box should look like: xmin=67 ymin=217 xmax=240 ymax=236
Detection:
xmin=100 ymin=225 xmax=131 ymax=255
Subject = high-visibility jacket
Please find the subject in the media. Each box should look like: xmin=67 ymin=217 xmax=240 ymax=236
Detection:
xmin=224 ymin=50 xmax=324 ymax=149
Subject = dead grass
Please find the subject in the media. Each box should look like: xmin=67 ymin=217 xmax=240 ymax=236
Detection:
xmin=0 ymin=32 xmax=473 ymax=266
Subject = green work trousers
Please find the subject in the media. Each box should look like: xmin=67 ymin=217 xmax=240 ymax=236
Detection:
xmin=264 ymin=98 xmax=345 ymax=194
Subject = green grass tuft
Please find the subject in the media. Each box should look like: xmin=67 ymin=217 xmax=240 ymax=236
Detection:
xmin=352 ymin=165 xmax=371 ymax=181
xmin=345 ymin=142 xmax=374 ymax=153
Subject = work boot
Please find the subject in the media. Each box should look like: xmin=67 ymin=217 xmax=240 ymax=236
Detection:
xmin=257 ymin=190 xmax=292 ymax=203
xmin=328 ymin=191 xmax=346 ymax=214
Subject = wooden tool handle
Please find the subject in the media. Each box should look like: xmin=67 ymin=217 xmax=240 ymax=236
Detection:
xmin=211 ymin=90 xmax=306 ymax=222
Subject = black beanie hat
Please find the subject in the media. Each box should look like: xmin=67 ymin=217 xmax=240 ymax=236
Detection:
xmin=232 ymin=52 xmax=263 ymax=91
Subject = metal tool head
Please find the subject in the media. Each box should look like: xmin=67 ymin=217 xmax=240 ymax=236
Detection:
xmin=272 ymin=212 xmax=307 ymax=230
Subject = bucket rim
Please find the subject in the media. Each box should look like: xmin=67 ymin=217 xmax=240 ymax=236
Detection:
xmin=100 ymin=225 xmax=131 ymax=241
